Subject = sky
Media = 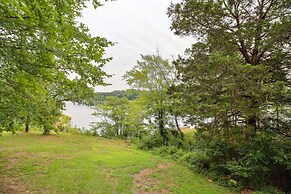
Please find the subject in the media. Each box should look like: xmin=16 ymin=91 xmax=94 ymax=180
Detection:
xmin=64 ymin=0 xmax=194 ymax=129
xmin=78 ymin=0 xmax=193 ymax=92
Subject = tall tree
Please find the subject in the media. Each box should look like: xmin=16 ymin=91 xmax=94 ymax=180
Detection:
xmin=0 ymin=0 xmax=112 ymax=133
xmin=168 ymin=0 xmax=290 ymax=137
xmin=124 ymin=54 xmax=183 ymax=142
xmin=167 ymin=0 xmax=291 ymax=189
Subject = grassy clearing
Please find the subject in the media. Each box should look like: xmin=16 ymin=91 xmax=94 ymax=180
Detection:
xmin=0 ymin=132 xmax=233 ymax=193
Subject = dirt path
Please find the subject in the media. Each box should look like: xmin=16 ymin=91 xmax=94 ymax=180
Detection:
xmin=132 ymin=162 xmax=175 ymax=194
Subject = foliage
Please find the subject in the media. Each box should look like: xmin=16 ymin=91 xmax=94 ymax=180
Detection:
xmin=168 ymin=0 xmax=291 ymax=190
xmin=0 ymin=0 xmax=112 ymax=134
xmin=92 ymin=96 xmax=148 ymax=138
xmin=54 ymin=114 xmax=73 ymax=133
xmin=94 ymin=89 xmax=140 ymax=102
xmin=124 ymin=53 xmax=184 ymax=143
xmin=168 ymin=0 xmax=290 ymax=135
xmin=194 ymin=128 xmax=291 ymax=191
xmin=167 ymin=0 xmax=291 ymax=191
xmin=137 ymin=132 xmax=165 ymax=150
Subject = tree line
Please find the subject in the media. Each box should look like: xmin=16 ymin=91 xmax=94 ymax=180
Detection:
xmin=94 ymin=89 xmax=139 ymax=102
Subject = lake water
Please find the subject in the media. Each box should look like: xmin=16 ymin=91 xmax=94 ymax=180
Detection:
xmin=62 ymin=103 xmax=191 ymax=131
xmin=62 ymin=103 xmax=98 ymax=130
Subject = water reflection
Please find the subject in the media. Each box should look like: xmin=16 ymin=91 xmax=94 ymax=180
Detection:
xmin=62 ymin=102 xmax=97 ymax=130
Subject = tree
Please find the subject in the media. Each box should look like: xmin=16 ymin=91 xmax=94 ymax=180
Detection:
xmin=94 ymin=96 xmax=130 ymax=137
xmin=167 ymin=0 xmax=291 ymax=189
xmin=168 ymin=0 xmax=290 ymax=137
xmin=0 ymin=0 xmax=112 ymax=134
xmin=92 ymin=96 xmax=147 ymax=138
xmin=55 ymin=114 xmax=72 ymax=133
xmin=124 ymin=54 xmax=183 ymax=143
xmin=122 ymin=96 xmax=149 ymax=138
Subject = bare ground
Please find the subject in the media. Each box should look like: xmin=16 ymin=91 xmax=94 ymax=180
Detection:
xmin=0 ymin=177 xmax=30 ymax=194
xmin=132 ymin=162 xmax=175 ymax=194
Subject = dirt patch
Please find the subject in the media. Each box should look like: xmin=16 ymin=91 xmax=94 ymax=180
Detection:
xmin=241 ymin=187 xmax=255 ymax=194
xmin=5 ymin=154 xmax=26 ymax=170
xmin=40 ymin=135 xmax=58 ymax=141
xmin=46 ymin=158 xmax=53 ymax=165
xmin=132 ymin=163 xmax=175 ymax=194
xmin=8 ymin=158 xmax=19 ymax=165
xmin=0 ymin=177 xmax=31 ymax=194
xmin=156 ymin=163 xmax=173 ymax=169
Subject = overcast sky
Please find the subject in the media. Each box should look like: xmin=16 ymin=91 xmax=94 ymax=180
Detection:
xmin=65 ymin=0 xmax=194 ymax=128
xmin=78 ymin=0 xmax=193 ymax=92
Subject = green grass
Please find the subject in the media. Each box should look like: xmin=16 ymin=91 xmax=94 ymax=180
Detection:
xmin=0 ymin=132 xmax=234 ymax=193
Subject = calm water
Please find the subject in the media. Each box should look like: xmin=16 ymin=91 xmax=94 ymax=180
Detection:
xmin=62 ymin=103 xmax=98 ymax=130
xmin=63 ymin=103 xmax=190 ymax=131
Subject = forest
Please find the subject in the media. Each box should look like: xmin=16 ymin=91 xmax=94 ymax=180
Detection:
xmin=94 ymin=90 xmax=139 ymax=102
xmin=1 ymin=0 xmax=290 ymax=193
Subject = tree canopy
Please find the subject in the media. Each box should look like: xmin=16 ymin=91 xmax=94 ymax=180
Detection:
xmin=124 ymin=54 xmax=183 ymax=142
xmin=0 ymin=0 xmax=112 ymax=133
xmin=168 ymin=0 xmax=291 ymax=136
xmin=166 ymin=0 xmax=291 ymax=189
xmin=92 ymin=96 xmax=148 ymax=138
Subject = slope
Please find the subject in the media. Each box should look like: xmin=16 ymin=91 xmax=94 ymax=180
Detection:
xmin=0 ymin=132 xmax=233 ymax=194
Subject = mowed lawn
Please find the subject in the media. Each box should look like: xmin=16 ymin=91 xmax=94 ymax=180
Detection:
xmin=0 ymin=132 xmax=233 ymax=194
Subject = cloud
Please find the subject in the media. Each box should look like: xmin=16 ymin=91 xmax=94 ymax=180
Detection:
xmin=78 ymin=0 xmax=193 ymax=92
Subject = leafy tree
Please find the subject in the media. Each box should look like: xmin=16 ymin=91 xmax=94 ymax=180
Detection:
xmin=124 ymin=54 xmax=183 ymax=143
xmin=92 ymin=96 xmax=147 ymax=138
xmin=96 ymin=96 xmax=130 ymax=137
xmin=168 ymin=0 xmax=291 ymax=190
xmin=168 ymin=0 xmax=290 ymax=136
xmin=54 ymin=114 xmax=72 ymax=133
xmin=0 ymin=0 xmax=112 ymax=134
xmin=125 ymin=96 xmax=149 ymax=138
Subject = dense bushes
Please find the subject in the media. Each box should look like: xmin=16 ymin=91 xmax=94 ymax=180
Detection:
xmin=194 ymin=128 xmax=291 ymax=192
xmin=137 ymin=129 xmax=291 ymax=193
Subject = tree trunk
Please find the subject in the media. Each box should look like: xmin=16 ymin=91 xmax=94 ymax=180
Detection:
xmin=43 ymin=126 xmax=50 ymax=135
xmin=25 ymin=116 xmax=30 ymax=133
xmin=247 ymin=116 xmax=257 ymax=137
xmin=158 ymin=110 xmax=168 ymax=144
xmin=25 ymin=122 xmax=29 ymax=133
xmin=174 ymin=115 xmax=184 ymax=140
xmin=247 ymin=100 xmax=259 ymax=137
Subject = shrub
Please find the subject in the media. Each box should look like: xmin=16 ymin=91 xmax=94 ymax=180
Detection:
xmin=136 ymin=126 xmax=291 ymax=192
xmin=179 ymin=151 xmax=211 ymax=171
xmin=137 ymin=132 xmax=165 ymax=150
xmin=193 ymin=127 xmax=291 ymax=192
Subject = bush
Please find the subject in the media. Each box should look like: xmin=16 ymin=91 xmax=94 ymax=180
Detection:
xmin=67 ymin=126 xmax=82 ymax=134
xmin=137 ymin=132 xmax=165 ymax=150
xmin=180 ymin=151 xmax=211 ymax=171
xmin=193 ymin=128 xmax=291 ymax=192
xmin=136 ymin=126 xmax=291 ymax=192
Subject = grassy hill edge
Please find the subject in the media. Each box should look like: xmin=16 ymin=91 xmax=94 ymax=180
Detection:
xmin=0 ymin=132 xmax=234 ymax=194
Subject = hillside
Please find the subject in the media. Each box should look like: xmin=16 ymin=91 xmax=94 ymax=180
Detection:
xmin=0 ymin=132 xmax=233 ymax=194
xmin=94 ymin=90 xmax=140 ymax=102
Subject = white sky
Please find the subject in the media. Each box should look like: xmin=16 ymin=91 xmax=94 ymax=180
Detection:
xmin=78 ymin=0 xmax=193 ymax=92
xmin=65 ymin=0 xmax=194 ymax=129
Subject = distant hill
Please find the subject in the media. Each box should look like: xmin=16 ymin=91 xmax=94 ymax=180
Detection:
xmin=94 ymin=89 xmax=140 ymax=102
